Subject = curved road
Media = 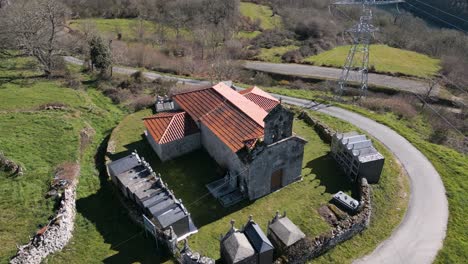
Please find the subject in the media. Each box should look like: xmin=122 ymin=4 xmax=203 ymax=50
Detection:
xmin=319 ymin=107 xmax=448 ymax=264
xmin=65 ymin=56 xmax=448 ymax=263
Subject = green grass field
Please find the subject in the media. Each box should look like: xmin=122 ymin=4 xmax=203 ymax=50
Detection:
xmin=108 ymin=107 xmax=407 ymax=262
xmin=69 ymin=18 xmax=189 ymax=43
xmin=0 ymin=112 xmax=81 ymax=262
xmin=304 ymin=45 xmax=441 ymax=78
xmin=239 ymin=2 xmax=282 ymax=31
xmin=0 ymin=56 xmax=175 ymax=263
xmin=257 ymin=86 xmax=467 ymax=263
xmin=70 ymin=3 xmax=281 ymax=41
xmin=256 ymin=45 xmax=299 ymax=63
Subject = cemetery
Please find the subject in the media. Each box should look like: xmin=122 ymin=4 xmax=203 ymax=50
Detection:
xmin=105 ymin=84 xmax=393 ymax=263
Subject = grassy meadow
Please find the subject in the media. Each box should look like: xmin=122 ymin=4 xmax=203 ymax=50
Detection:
xmin=0 ymin=55 xmax=174 ymax=263
xmin=256 ymin=45 xmax=299 ymax=63
xmin=239 ymin=2 xmax=282 ymax=30
xmin=304 ymin=44 xmax=441 ymax=78
xmin=108 ymin=107 xmax=408 ymax=262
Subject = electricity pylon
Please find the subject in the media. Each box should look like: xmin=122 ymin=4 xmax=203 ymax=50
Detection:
xmin=333 ymin=0 xmax=404 ymax=97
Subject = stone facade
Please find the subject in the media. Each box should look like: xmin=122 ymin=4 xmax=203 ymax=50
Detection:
xmin=200 ymin=105 xmax=307 ymax=201
xmin=200 ymin=122 xmax=246 ymax=175
xmin=145 ymin=130 xmax=201 ymax=161
xmin=245 ymin=137 xmax=305 ymax=200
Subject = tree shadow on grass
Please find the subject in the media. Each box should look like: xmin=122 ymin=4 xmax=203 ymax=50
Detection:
xmin=76 ymin=135 xmax=172 ymax=263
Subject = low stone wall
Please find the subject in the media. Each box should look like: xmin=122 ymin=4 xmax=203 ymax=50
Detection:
xmin=10 ymin=179 xmax=78 ymax=264
xmin=279 ymin=178 xmax=372 ymax=263
xmin=298 ymin=111 xmax=335 ymax=144
xmin=178 ymin=241 xmax=215 ymax=264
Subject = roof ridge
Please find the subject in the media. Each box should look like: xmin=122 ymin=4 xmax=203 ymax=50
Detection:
xmin=159 ymin=113 xmax=180 ymax=142
xmin=211 ymin=83 xmax=267 ymax=127
xmin=172 ymin=87 xmax=212 ymax=97
xmin=143 ymin=111 xmax=181 ymax=120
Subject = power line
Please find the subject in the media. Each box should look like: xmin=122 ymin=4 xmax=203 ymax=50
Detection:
xmin=112 ymin=231 xmax=144 ymax=250
xmin=441 ymin=76 xmax=468 ymax=96
xmin=410 ymin=0 xmax=468 ymax=23
xmin=405 ymin=2 xmax=467 ymax=33
xmin=413 ymin=93 xmax=466 ymax=138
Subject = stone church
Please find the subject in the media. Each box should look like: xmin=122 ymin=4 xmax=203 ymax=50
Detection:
xmin=144 ymin=82 xmax=307 ymax=206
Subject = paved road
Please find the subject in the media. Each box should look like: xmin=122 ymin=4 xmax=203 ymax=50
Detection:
xmin=244 ymin=61 xmax=440 ymax=96
xmin=65 ymin=56 xmax=448 ymax=263
xmin=318 ymin=107 xmax=448 ymax=264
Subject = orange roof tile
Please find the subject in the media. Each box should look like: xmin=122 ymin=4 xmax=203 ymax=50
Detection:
xmin=212 ymin=82 xmax=268 ymax=127
xmin=200 ymin=103 xmax=263 ymax=152
xmin=144 ymin=111 xmax=199 ymax=144
xmin=173 ymin=88 xmax=225 ymax=121
xmin=239 ymin=87 xmax=280 ymax=112
xmin=171 ymin=83 xmax=271 ymax=152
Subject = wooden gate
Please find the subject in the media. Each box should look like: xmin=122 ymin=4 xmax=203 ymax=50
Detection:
xmin=271 ymin=169 xmax=283 ymax=192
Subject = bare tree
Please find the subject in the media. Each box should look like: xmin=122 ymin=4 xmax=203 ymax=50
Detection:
xmin=0 ymin=0 xmax=69 ymax=77
xmin=0 ymin=0 xmax=11 ymax=9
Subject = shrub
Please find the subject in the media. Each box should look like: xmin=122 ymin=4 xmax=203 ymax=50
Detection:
xmin=64 ymin=72 xmax=82 ymax=90
xmin=250 ymin=29 xmax=296 ymax=49
xmin=252 ymin=72 xmax=274 ymax=86
xmin=131 ymin=71 xmax=144 ymax=83
xmin=359 ymin=96 xmax=418 ymax=120
xmin=103 ymin=87 xmax=132 ymax=104
xmin=282 ymin=50 xmax=303 ymax=63
xmin=127 ymin=95 xmax=154 ymax=112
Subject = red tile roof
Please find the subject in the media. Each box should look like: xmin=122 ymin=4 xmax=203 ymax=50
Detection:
xmin=172 ymin=83 xmax=270 ymax=152
xmin=200 ymin=103 xmax=264 ymax=152
xmin=173 ymin=88 xmax=225 ymax=121
xmin=239 ymin=87 xmax=280 ymax=112
xmin=144 ymin=111 xmax=199 ymax=144
xmin=212 ymin=82 xmax=268 ymax=127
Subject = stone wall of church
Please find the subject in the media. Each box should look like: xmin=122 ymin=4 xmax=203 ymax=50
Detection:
xmin=199 ymin=123 xmax=247 ymax=183
xmin=145 ymin=130 xmax=201 ymax=161
xmin=247 ymin=136 xmax=306 ymax=200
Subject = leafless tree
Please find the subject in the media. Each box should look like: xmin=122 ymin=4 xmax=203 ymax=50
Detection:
xmin=0 ymin=0 xmax=11 ymax=9
xmin=0 ymin=0 xmax=69 ymax=77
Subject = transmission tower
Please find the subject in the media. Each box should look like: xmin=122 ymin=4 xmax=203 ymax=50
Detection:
xmin=333 ymin=0 xmax=404 ymax=97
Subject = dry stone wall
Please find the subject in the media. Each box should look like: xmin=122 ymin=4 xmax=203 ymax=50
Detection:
xmin=298 ymin=111 xmax=335 ymax=143
xmin=278 ymin=178 xmax=372 ymax=264
xmin=10 ymin=179 xmax=78 ymax=264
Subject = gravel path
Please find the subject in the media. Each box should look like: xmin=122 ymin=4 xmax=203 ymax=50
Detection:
xmin=244 ymin=61 xmax=440 ymax=96
xmin=65 ymin=56 xmax=448 ymax=263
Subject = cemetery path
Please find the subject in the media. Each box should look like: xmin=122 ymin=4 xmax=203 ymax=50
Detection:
xmin=65 ymin=56 xmax=449 ymax=264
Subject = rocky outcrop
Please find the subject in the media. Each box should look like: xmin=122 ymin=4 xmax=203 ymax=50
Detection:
xmin=10 ymin=169 xmax=79 ymax=264
xmin=0 ymin=152 xmax=24 ymax=176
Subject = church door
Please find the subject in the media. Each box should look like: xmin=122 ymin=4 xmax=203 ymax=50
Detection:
xmin=271 ymin=169 xmax=283 ymax=192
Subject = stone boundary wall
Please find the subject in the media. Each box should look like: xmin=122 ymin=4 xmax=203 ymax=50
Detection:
xmin=10 ymin=179 xmax=78 ymax=264
xmin=279 ymin=178 xmax=372 ymax=264
xmin=298 ymin=111 xmax=335 ymax=144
